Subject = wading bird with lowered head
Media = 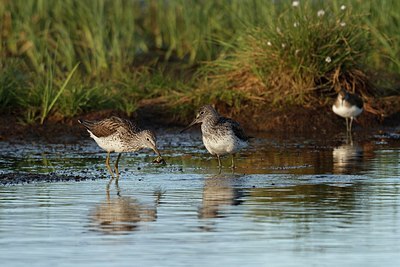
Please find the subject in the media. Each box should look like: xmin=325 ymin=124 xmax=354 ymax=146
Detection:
xmin=79 ymin=116 xmax=164 ymax=178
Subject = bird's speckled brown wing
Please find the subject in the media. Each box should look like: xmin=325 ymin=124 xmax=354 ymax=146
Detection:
xmin=219 ymin=117 xmax=250 ymax=141
xmin=79 ymin=116 xmax=139 ymax=137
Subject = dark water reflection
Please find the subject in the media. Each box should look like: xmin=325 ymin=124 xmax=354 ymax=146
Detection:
xmin=0 ymin=129 xmax=400 ymax=266
xmin=249 ymin=182 xmax=360 ymax=220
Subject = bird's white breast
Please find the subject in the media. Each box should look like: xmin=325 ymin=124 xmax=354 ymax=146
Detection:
xmin=88 ymin=130 xmax=126 ymax=152
xmin=202 ymin=133 xmax=247 ymax=156
xmin=332 ymin=104 xmax=362 ymax=118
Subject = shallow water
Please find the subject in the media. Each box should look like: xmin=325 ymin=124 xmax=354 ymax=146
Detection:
xmin=1 ymin=129 xmax=400 ymax=266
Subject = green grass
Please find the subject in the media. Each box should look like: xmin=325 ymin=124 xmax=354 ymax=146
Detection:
xmin=38 ymin=63 xmax=79 ymax=124
xmin=0 ymin=59 xmax=29 ymax=112
xmin=0 ymin=0 xmax=400 ymax=124
xmin=191 ymin=1 xmax=372 ymax=110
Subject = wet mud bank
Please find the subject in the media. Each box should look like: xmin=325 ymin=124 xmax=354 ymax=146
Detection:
xmin=1 ymin=105 xmax=399 ymax=141
xmin=0 ymin=172 xmax=95 ymax=186
xmin=1 ymin=105 xmax=399 ymax=186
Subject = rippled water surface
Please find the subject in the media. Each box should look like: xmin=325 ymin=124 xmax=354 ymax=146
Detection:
xmin=1 ymin=130 xmax=400 ymax=266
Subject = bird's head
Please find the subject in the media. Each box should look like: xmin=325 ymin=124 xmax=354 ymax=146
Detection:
xmin=138 ymin=130 xmax=161 ymax=157
xmin=338 ymin=88 xmax=350 ymax=103
xmin=180 ymin=105 xmax=218 ymax=133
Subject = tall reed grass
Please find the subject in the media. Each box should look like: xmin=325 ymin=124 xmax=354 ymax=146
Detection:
xmin=192 ymin=1 xmax=372 ymax=110
xmin=0 ymin=0 xmax=399 ymax=123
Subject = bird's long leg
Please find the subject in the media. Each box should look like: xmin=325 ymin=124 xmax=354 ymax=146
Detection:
xmin=216 ymin=155 xmax=222 ymax=169
xmin=106 ymin=176 xmax=115 ymax=201
xmin=115 ymin=177 xmax=121 ymax=197
xmin=349 ymin=117 xmax=354 ymax=133
xmin=349 ymin=132 xmax=353 ymax=145
xmin=105 ymin=151 xmax=115 ymax=178
xmin=231 ymin=154 xmax=236 ymax=169
xmin=345 ymin=117 xmax=349 ymax=133
xmin=114 ymin=153 xmax=122 ymax=177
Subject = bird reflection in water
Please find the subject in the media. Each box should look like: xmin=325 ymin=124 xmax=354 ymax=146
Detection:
xmin=89 ymin=178 xmax=163 ymax=234
xmin=199 ymin=173 xmax=244 ymax=220
xmin=332 ymin=136 xmax=364 ymax=175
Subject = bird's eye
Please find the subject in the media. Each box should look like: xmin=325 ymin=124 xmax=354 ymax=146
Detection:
xmin=200 ymin=111 xmax=204 ymax=115
xmin=146 ymin=138 xmax=150 ymax=141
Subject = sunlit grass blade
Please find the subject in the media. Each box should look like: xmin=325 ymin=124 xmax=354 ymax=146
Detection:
xmin=39 ymin=63 xmax=79 ymax=124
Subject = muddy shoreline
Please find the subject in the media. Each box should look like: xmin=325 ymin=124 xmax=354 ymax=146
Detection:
xmin=1 ymin=104 xmax=399 ymax=186
xmin=1 ymin=104 xmax=399 ymax=142
xmin=1 ymin=114 xmax=399 ymax=186
xmin=0 ymin=172 xmax=94 ymax=186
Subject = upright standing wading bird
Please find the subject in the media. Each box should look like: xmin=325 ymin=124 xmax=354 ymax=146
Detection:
xmin=181 ymin=105 xmax=250 ymax=168
xmin=79 ymin=116 xmax=164 ymax=178
xmin=332 ymin=88 xmax=364 ymax=133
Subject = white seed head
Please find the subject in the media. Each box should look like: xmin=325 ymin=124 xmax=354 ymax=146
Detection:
xmin=292 ymin=1 xmax=300 ymax=7
xmin=341 ymin=5 xmax=346 ymax=10
xmin=340 ymin=21 xmax=346 ymax=27
xmin=293 ymin=22 xmax=299 ymax=27
xmin=325 ymin=56 xmax=332 ymax=63
xmin=267 ymin=41 xmax=272 ymax=46
xmin=317 ymin=9 xmax=325 ymax=17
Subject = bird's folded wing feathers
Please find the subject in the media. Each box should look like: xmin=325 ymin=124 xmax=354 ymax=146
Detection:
xmin=219 ymin=117 xmax=250 ymax=141
xmin=353 ymin=94 xmax=364 ymax=109
xmin=80 ymin=117 xmax=139 ymax=137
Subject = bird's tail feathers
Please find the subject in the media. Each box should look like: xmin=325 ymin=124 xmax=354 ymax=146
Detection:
xmin=78 ymin=119 xmax=95 ymax=129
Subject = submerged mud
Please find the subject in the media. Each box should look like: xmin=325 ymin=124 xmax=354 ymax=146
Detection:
xmin=1 ymin=125 xmax=399 ymax=186
xmin=0 ymin=172 xmax=93 ymax=186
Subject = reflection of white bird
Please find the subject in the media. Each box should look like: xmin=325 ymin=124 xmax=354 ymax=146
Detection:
xmin=91 ymin=196 xmax=153 ymax=234
xmin=332 ymin=143 xmax=363 ymax=174
xmin=89 ymin=179 xmax=158 ymax=234
xmin=199 ymin=174 xmax=243 ymax=219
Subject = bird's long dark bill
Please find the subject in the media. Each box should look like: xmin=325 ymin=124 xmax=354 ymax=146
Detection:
xmin=180 ymin=120 xmax=197 ymax=133
xmin=153 ymin=147 xmax=161 ymax=157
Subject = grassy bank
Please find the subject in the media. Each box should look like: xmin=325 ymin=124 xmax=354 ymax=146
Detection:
xmin=0 ymin=0 xmax=399 ymax=126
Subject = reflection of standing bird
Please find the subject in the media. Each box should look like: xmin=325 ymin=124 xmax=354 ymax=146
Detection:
xmin=332 ymin=143 xmax=363 ymax=174
xmin=91 ymin=196 xmax=151 ymax=234
xmin=79 ymin=116 xmax=163 ymax=177
xmin=332 ymin=88 xmax=363 ymax=133
xmin=90 ymin=179 xmax=157 ymax=234
xmin=199 ymin=174 xmax=243 ymax=219
xmin=181 ymin=105 xmax=250 ymax=168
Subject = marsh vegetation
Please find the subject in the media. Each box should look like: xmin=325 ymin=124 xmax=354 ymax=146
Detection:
xmin=0 ymin=0 xmax=399 ymax=126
